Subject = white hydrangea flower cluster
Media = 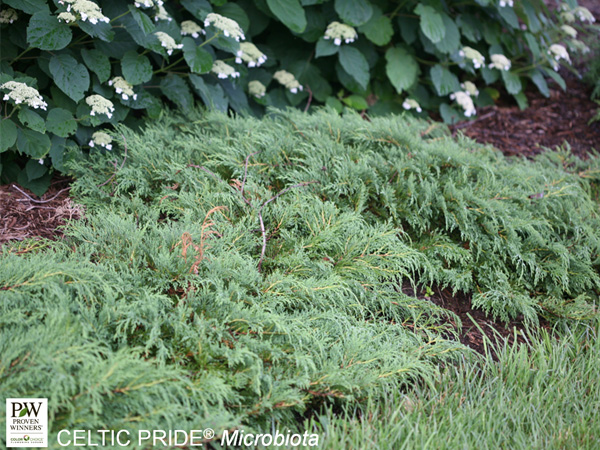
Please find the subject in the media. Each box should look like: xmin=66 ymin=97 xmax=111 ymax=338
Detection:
xmin=204 ymin=13 xmax=245 ymax=41
xmin=58 ymin=0 xmax=109 ymax=25
xmin=89 ymin=131 xmax=113 ymax=150
xmin=273 ymin=70 xmax=303 ymax=94
xmin=181 ymin=20 xmax=205 ymax=38
xmin=548 ymin=44 xmax=570 ymax=70
xmin=154 ymin=4 xmax=171 ymax=22
xmin=569 ymin=39 xmax=590 ymax=55
xmin=574 ymin=7 xmax=596 ymax=23
xmin=86 ymin=95 xmax=114 ymax=118
xmin=248 ymin=80 xmax=266 ymax=99
xmin=488 ymin=54 xmax=511 ymax=71
xmin=154 ymin=31 xmax=183 ymax=56
xmin=57 ymin=12 xmax=77 ymax=23
xmin=461 ymin=81 xmax=479 ymax=97
xmin=560 ymin=4 xmax=596 ymax=23
xmin=459 ymin=47 xmax=485 ymax=69
xmin=1 ymin=81 xmax=48 ymax=110
xmin=450 ymin=91 xmax=476 ymax=117
xmin=134 ymin=0 xmax=162 ymax=7
xmin=0 ymin=8 xmax=18 ymax=24
xmin=324 ymin=21 xmax=358 ymax=46
xmin=108 ymin=77 xmax=137 ymax=100
xmin=499 ymin=0 xmax=514 ymax=7
xmin=235 ymin=43 xmax=267 ymax=68
xmin=211 ymin=60 xmax=240 ymax=79
xmin=402 ymin=99 xmax=422 ymax=113
xmin=561 ymin=24 xmax=577 ymax=38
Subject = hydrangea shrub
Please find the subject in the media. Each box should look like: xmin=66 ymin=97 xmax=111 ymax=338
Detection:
xmin=0 ymin=0 xmax=596 ymax=193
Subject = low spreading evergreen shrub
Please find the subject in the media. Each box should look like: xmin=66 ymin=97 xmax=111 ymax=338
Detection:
xmin=1 ymin=108 xmax=598 ymax=446
xmin=1 ymin=0 xmax=597 ymax=192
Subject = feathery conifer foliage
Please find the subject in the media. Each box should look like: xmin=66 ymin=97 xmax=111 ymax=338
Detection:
xmin=1 ymin=108 xmax=599 ymax=446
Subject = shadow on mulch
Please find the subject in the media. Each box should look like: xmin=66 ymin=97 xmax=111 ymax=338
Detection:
xmin=0 ymin=176 xmax=83 ymax=246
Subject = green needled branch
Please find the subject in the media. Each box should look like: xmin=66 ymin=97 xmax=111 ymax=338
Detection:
xmin=257 ymin=181 xmax=318 ymax=272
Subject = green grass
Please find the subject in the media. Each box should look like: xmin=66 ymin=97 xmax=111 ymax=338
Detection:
xmin=312 ymin=320 xmax=600 ymax=450
xmin=1 ymin=108 xmax=599 ymax=449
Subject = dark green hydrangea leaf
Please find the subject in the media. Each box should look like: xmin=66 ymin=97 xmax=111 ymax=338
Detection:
xmin=315 ymin=37 xmax=339 ymax=58
xmin=81 ymin=49 xmax=111 ymax=84
xmin=189 ymin=74 xmax=229 ymax=112
xmin=18 ymin=108 xmax=45 ymax=133
xmin=121 ymin=51 xmax=153 ymax=85
xmin=16 ymin=128 xmax=51 ymax=158
xmin=182 ymin=38 xmax=213 ymax=74
xmin=25 ymin=157 xmax=47 ymax=181
xmin=128 ymin=5 xmax=156 ymax=34
xmin=266 ymin=0 xmax=307 ymax=33
xmin=160 ymin=75 xmax=194 ymax=112
xmin=46 ymin=108 xmax=77 ymax=137
xmin=0 ymin=119 xmax=18 ymax=152
xmin=334 ymin=0 xmax=373 ymax=27
xmin=430 ymin=65 xmax=460 ymax=96
xmin=385 ymin=47 xmax=418 ymax=93
xmin=49 ymin=54 xmax=90 ymax=102
xmin=414 ymin=4 xmax=445 ymax=44
xmin=4 ymin=0 xmax=49 ymax=15
xmin=27 ymin=12 xmax=72 ymax=51
xmin=360 ymin=13 xmax=393 ymax=46
xmin=501 ymin=70 xmax=522 ymax=95
xmin=338 ymin=46 xmax=369 ymax=90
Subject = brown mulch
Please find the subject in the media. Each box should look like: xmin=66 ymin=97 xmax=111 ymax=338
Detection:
xmin=451 ymin=0 xmax=600 ymax=158
xmin=450 ymin=69 xmax=600 ymax=159
xmin=0 ymin=176 xmax=83 ymax=246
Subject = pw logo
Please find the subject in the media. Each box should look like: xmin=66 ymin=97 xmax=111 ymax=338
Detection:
xmin=11 ymin=401 xmax=44 ymax=418
xmin=5 ymin=398 xmax=48 ymax=448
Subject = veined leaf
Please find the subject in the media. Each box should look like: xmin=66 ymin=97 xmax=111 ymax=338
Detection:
xmin=49 ymin=54 xmax=90 ymax=102
xmin=4 ymin=0 xmax=49 ymax=15
xmin=501 ymin=71 xmax=522 ymax=95
xmin=414 ymin=4 xmax=445 ymax=44
xmin=338 ymin=46 xmax=369 ymax=91
xmin=16 ymin=128 xmax=51 ymax=159
xmin=0 ymin=119 xmax=18 ymax=152
xmin=128 ymin=5 xmax=156 ymax=34
xmin=46 ymin=108 xmax=77 ymax=137
xmin=182 ymin=37 xmax=213 ymax=74
xmin=315 ymin=37 xmax=339 ymax=58
xmin=385 ymin=47 xmax=418 ymax=93
xmin=266 ymin=0 xmax=307 ymax=33
xmin=160 ymin=75 xmax=194 ymax=112
xmin=360 ymin=10 xmax=393 ymax=46
xmin=334 ymin=0 xmax=373 ymax=26
xmin=190 ymin=75 xmax=229 ymax=112
xmin=18 ymin=108 xmax=45 ymax=133
xmin=121 ymin=51 xmax=153 ymax=85
xmin=81 ymin=49 xmax=111 ymax=84
xmin=27 ymin=12 xmax=72 ymax=51
xmin=430 ymin=65 xmax=460 ymax=96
